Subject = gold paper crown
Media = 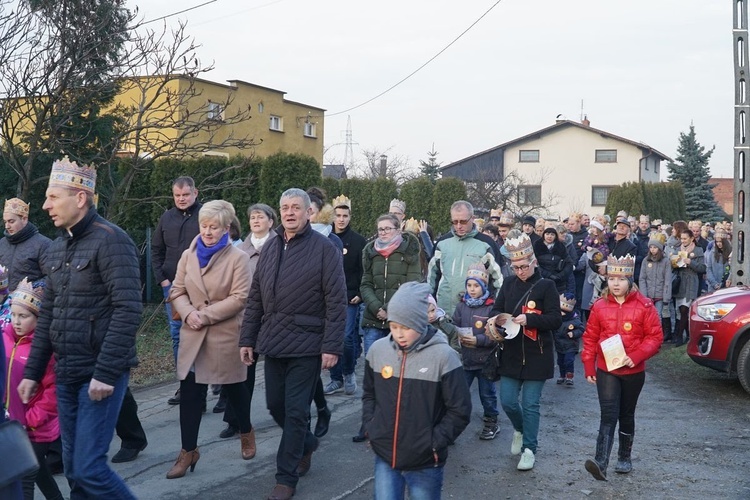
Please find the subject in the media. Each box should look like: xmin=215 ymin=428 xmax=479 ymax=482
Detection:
xmin=466 ymin=262 xmax=489 ymax=284
xmin=403 ymin=217 xmax=420 ymax=234
xmin=490 ymin=208 xmax=502 ymax=219
xmin=4 ymin=198 xmax=29 ymax=217
xmin=498 ymin=211 xmax=515 ymax=227
xmin=10 ymin=278 xmax=44 ymax=315
xmin=560 ymin=293 xmax=576 ymax=312
xmin=651 ymin=219 xmax=662 ymax=227
xmin=48 ymin=156 xmax=96 ymax=194
xmin=607 ymin=254 xmax=635 ymax=278
xmin=474 ymin=218 xmax=485 ymax=229
xmin=389 ymin=198 xmax=406 ymax=214
xmin=505 ymin=234 xmax=535 ymax=261
xmin=332 ymin=194 xmax=351 ymax=210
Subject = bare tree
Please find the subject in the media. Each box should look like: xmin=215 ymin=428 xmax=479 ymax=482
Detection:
xmin=349 ymin=147 xmax=414 ymax=183
xmin=464 ymin=166 xmax=561 ymax=218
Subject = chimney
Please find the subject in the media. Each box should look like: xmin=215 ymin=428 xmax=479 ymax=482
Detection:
xmin=380 ymin=154 xmax=387 ymax=172
xmin=582 ymin=115 xmax=591 ymax=127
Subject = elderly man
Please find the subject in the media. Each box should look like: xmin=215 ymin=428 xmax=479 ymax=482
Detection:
xmin=19 ymin=157 xmax=142 ymax=499
xmin=428 ymin=200 xmax=503 ymax=316
xmin=240 ymin=188 xmax=346 ymax=500
xmin=0 ymin=198 xmax=51 ymax=292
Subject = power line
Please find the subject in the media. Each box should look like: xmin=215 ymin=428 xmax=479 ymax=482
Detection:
xmin=327 ymin=0 xmax=504 ymax=117
xmin=142 ymin=0 xmax=219 ymax=26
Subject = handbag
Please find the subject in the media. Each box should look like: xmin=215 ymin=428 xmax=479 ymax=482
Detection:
xmin=671 ymin=270 xmax=681 ymax=295
xmin=481 ymin=345 xmax=503 ymax=382
xmin=0 ymin=420 xmax=39 ymax=488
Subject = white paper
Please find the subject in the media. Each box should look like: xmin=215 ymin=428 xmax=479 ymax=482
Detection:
xmin=457 ymin=327 xmax=474 ymax=338
xmin=497 ymin=313 xmax=520 ymax=340
xmin=600 ymin=334 xmax=627 ymax=371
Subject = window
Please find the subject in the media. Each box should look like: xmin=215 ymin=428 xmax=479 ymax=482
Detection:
xmin=207 ymin=101 xmax=224 ymax=121
xmin=519 ymin=150 xmax=540 ymax=162
xmin=591 ymin=186 xmax=616 ymax=206
xmin=269 ymin=115 xmax=283 ymax=131
xmin=303 ymin=121 xmax=316 ymax=138
xmin=517 ymin=185 xmax=542 ymax=206
xmin=258 ymin=102 xmax=264 ymax=113
xmin=595 ymin=149 xmax=617 ymax=163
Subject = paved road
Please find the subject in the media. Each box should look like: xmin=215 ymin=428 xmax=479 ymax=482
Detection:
xmin=49 ymin=353 xmax=750 ymax=499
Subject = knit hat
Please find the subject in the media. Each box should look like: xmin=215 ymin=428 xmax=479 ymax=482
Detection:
xmin=560 ymin=292 xmax=576 ymax=313
xmin=648 ymin=232 xmax=666 ymax=251
xmin=387 ymin=282 xmax=430 ymax=333
xmin=466 ymin=262 xmax=489 ymax=292
xmin=607 ymin=254 xmax=635 ymax=278
xmin=10 ymin=278 xmax=44 ymax=316
xmin=522 ymin=215 xmax=536 ymax=226
xmin=4 ymin=198 xmax=29 ymax=217
xmin=48 ymin=156 xmax=96 ymax=194
xmin=590 ymin=220 xmax=604 ymax=232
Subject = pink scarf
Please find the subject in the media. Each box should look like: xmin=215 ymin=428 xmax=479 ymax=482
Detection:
xmin=374 ymin=232 xmax=403 ymax=258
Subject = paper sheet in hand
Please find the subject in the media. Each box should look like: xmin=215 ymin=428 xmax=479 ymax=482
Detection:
xmin=497 ymin=313 xmax=520 ymax=340
xmin=457 ymin=327 xmax=474 ymax=338
xmin=600 ymin=334 xmax=627 ymax=371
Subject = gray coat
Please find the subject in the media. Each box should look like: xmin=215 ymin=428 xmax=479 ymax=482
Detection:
xmin=638 ymin=254 xmax=672 ymax=303
xmin=705 ymin=248 xmax=729 ymax=290
xmin=672 ymin=246 xmax=706 ymax=301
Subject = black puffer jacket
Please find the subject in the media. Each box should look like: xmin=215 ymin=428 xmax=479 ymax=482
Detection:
xmin=151 ymin=202 xmax=201 ymax=283
xmin=240 ymin=222 xmax=347 ymax=357
xmin=0 ymin=223 xmax=52 ymax=291
xmin=24 ymin=208 xmax=143 ymax=386
xmin=533 ymin=239 xmax=573 ymax=293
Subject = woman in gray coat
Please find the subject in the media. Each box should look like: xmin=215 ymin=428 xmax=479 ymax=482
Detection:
xmin=670 ymin=228 xmax=705 ymax=346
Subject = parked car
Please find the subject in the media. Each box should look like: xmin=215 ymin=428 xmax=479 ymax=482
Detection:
xmin=688 ymin=286 xmax=750 ymax=393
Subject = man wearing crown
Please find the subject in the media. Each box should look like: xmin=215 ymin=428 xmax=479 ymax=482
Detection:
xmin=19 ymin=157 xmax=142 ymax=498
xmin=0 ymin=197 xmax=51 ymax=295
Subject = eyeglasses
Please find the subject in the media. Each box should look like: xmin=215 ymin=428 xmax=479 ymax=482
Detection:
xmin=451 ymin=218 xmax=472 ymax=226
xmin=510 ymin=264 xmax=531 ymax=272
xmin=377 ymin=227 xmax=397 ymax=234
xmin=389 ymin=211 xmax=404 ymax=217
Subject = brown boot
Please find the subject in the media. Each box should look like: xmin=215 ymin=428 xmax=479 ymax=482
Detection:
xmin=240 ymin=429 xmax=256 ymax=460
xmin=267 ymin=483 xmax=295 ymax=500
xmin=166 ymin=448 xmax=200 ymax=479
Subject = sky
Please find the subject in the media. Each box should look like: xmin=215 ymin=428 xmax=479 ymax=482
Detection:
xmin=145 ymin=0 xmax=736 ymax=180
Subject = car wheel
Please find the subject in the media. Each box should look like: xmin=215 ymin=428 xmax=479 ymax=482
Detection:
xmin=736 ymin=341 xmax=750 ymax=394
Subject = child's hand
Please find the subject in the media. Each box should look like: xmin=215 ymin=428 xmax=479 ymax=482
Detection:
xmin=460 ymin=336 xmax=477 ymax=347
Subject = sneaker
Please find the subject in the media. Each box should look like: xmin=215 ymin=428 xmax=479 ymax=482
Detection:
xmin=479 ymin=418 xmax=499 ymax=440
xmin=565 ymin=378 xmax=574 ymax=386
xmin=323 ymin=380 xmax=343 ymax=395
xmin=556 ymin=378 xmax=565 ymax=385
xmin=511 ymin=430 xmax=523 ymax=455
xmin=344 ymin=373 xmax=357 ymax=395
xmin=517 ymin=448 xmax=535 ymax=471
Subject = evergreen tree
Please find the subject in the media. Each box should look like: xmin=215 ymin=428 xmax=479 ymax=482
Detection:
xmin=667 ymin=125 xmax=724 ymax=221
xmin=419 ymin=144 xmax=442 ymax=183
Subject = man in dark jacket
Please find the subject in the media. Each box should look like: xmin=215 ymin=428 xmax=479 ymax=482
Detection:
xmin=633 ymin=215 xmax=652 ymax=281
xmin=0 ymin=197 xmax=51 ymax=292
xmin=19 ymin=157 xmax=142 ymax=499
xmin=325 ymin=195 xmax=367 ymax=396
xmin=240 ymin=188 xmax=346 ymax=500
xmin=608 ymin=217 xmax=637 ymax=258
xmin=567 ymin=213 xmax=588 ymax=313
xmin=151 ymin=176 xmax=201 ymax=405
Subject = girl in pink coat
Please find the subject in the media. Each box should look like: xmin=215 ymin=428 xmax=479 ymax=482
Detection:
xmin=3 ymin=278 xmax=63 ymax=500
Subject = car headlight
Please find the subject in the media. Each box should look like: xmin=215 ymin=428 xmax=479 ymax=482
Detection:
xmin=696 ymin=303 xmax=736 ymax=321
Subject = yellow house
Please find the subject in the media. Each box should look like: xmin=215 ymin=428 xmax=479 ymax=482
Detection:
xmin=441 ymin=118 xmax=671 ymax=218
xmin=114 ymin=75 xmax=325 ymax=163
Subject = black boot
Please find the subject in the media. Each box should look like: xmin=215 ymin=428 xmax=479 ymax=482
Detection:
xmin=352 ymin=423 xmax=367 ymax=443
xmin=672 ymin=322 xmax=683 ymax=346
xmin=614 ymin=432 xmax=634 ymax=473
xmin=661 ymin=317 xmax=672 ymax=342
xmin=314 ymin=406 xmax=331 ymax=438
xmin=585 ymin=425 xmax=614 ymax=481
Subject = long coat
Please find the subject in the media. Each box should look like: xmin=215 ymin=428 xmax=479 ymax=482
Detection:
xmin=170 ymin=236 xmax=251 ymax=384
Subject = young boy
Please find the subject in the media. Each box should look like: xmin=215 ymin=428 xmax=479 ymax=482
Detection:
xmin=362 ymin=282 xmax=471 ymax=499
xmin=554 ymin=292 xmax=585 ymax=386
xmin=452 ymin=263 xmax=500 ymax=440
xmin=427 ymin=294 xmax=459 ymax=352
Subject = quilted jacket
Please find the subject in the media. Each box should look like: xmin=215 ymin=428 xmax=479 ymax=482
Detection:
xmin=0 ymin=222 xmax=51 ymax=291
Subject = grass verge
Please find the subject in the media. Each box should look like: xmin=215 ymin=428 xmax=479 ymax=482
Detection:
xmin=131 ymin=303 xmax=176 ymax=388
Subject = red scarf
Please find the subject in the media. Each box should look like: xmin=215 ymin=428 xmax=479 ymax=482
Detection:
xmin=374 ymin=232 xmax=403 ymax=258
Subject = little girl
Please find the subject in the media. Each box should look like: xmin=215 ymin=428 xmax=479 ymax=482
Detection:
xmin=554 ymin=293 xmax=584 ymax=386
xmin=452 ymin=263 xmax=499 ymax=440
xmin=2 ymin=278 xmax=63 ymax=500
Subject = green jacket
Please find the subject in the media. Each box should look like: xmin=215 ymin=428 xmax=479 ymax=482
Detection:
xmin=361 ymin=234 xmax=423 ymax=329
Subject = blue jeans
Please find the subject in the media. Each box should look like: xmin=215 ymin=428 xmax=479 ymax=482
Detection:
xmin=498 ymin=377 xmax=545 ymax=454
xmin=56 ymin=372 xmax=135 ymax=499
xmin=556 ymin=352 xmax=576 ymax=377
xmin=330 ymin=303 xmax=361 ymax=382
xmin=363 ymin=326 xmax=389 ymax=356
xmin=374 ymin=455 xmax=443 ymax=500
xmin=463 ymin=369 xmax=498 ymax=417
xmin=162 ymin=284 xmax=182 ymax=363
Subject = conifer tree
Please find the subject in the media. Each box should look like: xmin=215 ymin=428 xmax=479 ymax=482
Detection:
xmin=666 ymin=125 xmax=725 ymax=221
xmin=419 ymin=144 xmax=442 ymax=183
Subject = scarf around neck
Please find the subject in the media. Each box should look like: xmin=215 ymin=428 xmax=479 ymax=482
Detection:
xmin=374 ymin=231 xmax=403 ymax=258
xmin=464 ymin=288 xmax=490 ymax=307
xmin=250 ymin=232 xmax=270 ymax=250
xmin=197 ymin=232 xmax=229 ymax=268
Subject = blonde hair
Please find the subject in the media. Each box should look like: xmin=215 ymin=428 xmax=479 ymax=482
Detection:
xmin=199 ymin=200 xmax=235 ymax=228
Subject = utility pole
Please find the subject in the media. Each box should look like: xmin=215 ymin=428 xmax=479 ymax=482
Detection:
xmin=732 ymin=0 xmax=749 ymax=286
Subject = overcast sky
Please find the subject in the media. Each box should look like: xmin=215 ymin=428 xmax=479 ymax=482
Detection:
xmin=147 ymin=0 xmax=735 ymax=180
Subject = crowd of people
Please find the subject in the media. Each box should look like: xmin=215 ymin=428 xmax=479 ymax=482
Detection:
xmin=0 ymin=160 xmax=735 ymax=499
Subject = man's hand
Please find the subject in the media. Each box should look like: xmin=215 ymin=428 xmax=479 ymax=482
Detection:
xmin=241 ymin=347 xmax=255 ymax=366
xmin=376 ymin=308 xmax=387 ymax=321
xmin=322 ymin=353 xmax=338 ymax=370
xmin=88 ymin=378 xmax=114 ymax=401
xmin=17 ymin=379 xmax=39 ymax=404
xmin=161 ymin=280 xmax=171 ymax=287
xmin=349 ymin=296 xmax=361 ymax=305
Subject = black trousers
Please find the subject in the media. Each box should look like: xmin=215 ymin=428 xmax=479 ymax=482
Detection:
xmin=595 ymin=369 xmax=646 ymax=435
xmin=22 ymin=440 xmax=64 ymax=500
xmin=265 ymin=356 xmax=321 ymax=488
xmin=180 ymin=372 xmax=251 ymax=451
xmin=223 ymin=353 xmax=258 ymax=429
xmin=116 ymin=387 xmax=147 ymax=449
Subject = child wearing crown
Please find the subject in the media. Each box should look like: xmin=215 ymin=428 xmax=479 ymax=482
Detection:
xmin=452 ymin=262 xmax=500 ymax=440
xmin=582 ymin=254 xmax=663 ymax=481
xmin=554 ymin=293 xmax=584 ymax=386
xmin=2 ymin=278 xmax=63 ymax=500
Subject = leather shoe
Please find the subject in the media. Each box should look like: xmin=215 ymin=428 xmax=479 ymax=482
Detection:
xmin=314 ymin=406 xmax=331 ymax=438
xmin=167 ymin=389 xmax=180 ymax=405
xmin=296 ymin=437 xmax=319 ymax=476
xmin=352 ymin=423 xmax=366 ymax=443
xmin=219 ymin=424 xmax=238 ymax=439
xmin=111 ymin=442 xmax=147 ymax=463
xmin=267 ymin=483 xmax=295 ymax=500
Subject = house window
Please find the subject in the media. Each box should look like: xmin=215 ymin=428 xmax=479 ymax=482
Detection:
xmin=269 ymin=115 xmax=283 ymax=131
xmin=595 ymin=149 xmax=617 ymax=163
xmin=517 ymin=185 xmax=542 ymax=206
xmin=207 ymin=101 xmax=224 ymax=121
xmin=303 ymin=121 xmax=316 ymax=138
xmin=519 ymin=150 xmax=540 ymax=162
xmin=258 ymin=102 xmax=264 ymax=113
xmin=592 ymin=186 xmax=616 ymax=206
